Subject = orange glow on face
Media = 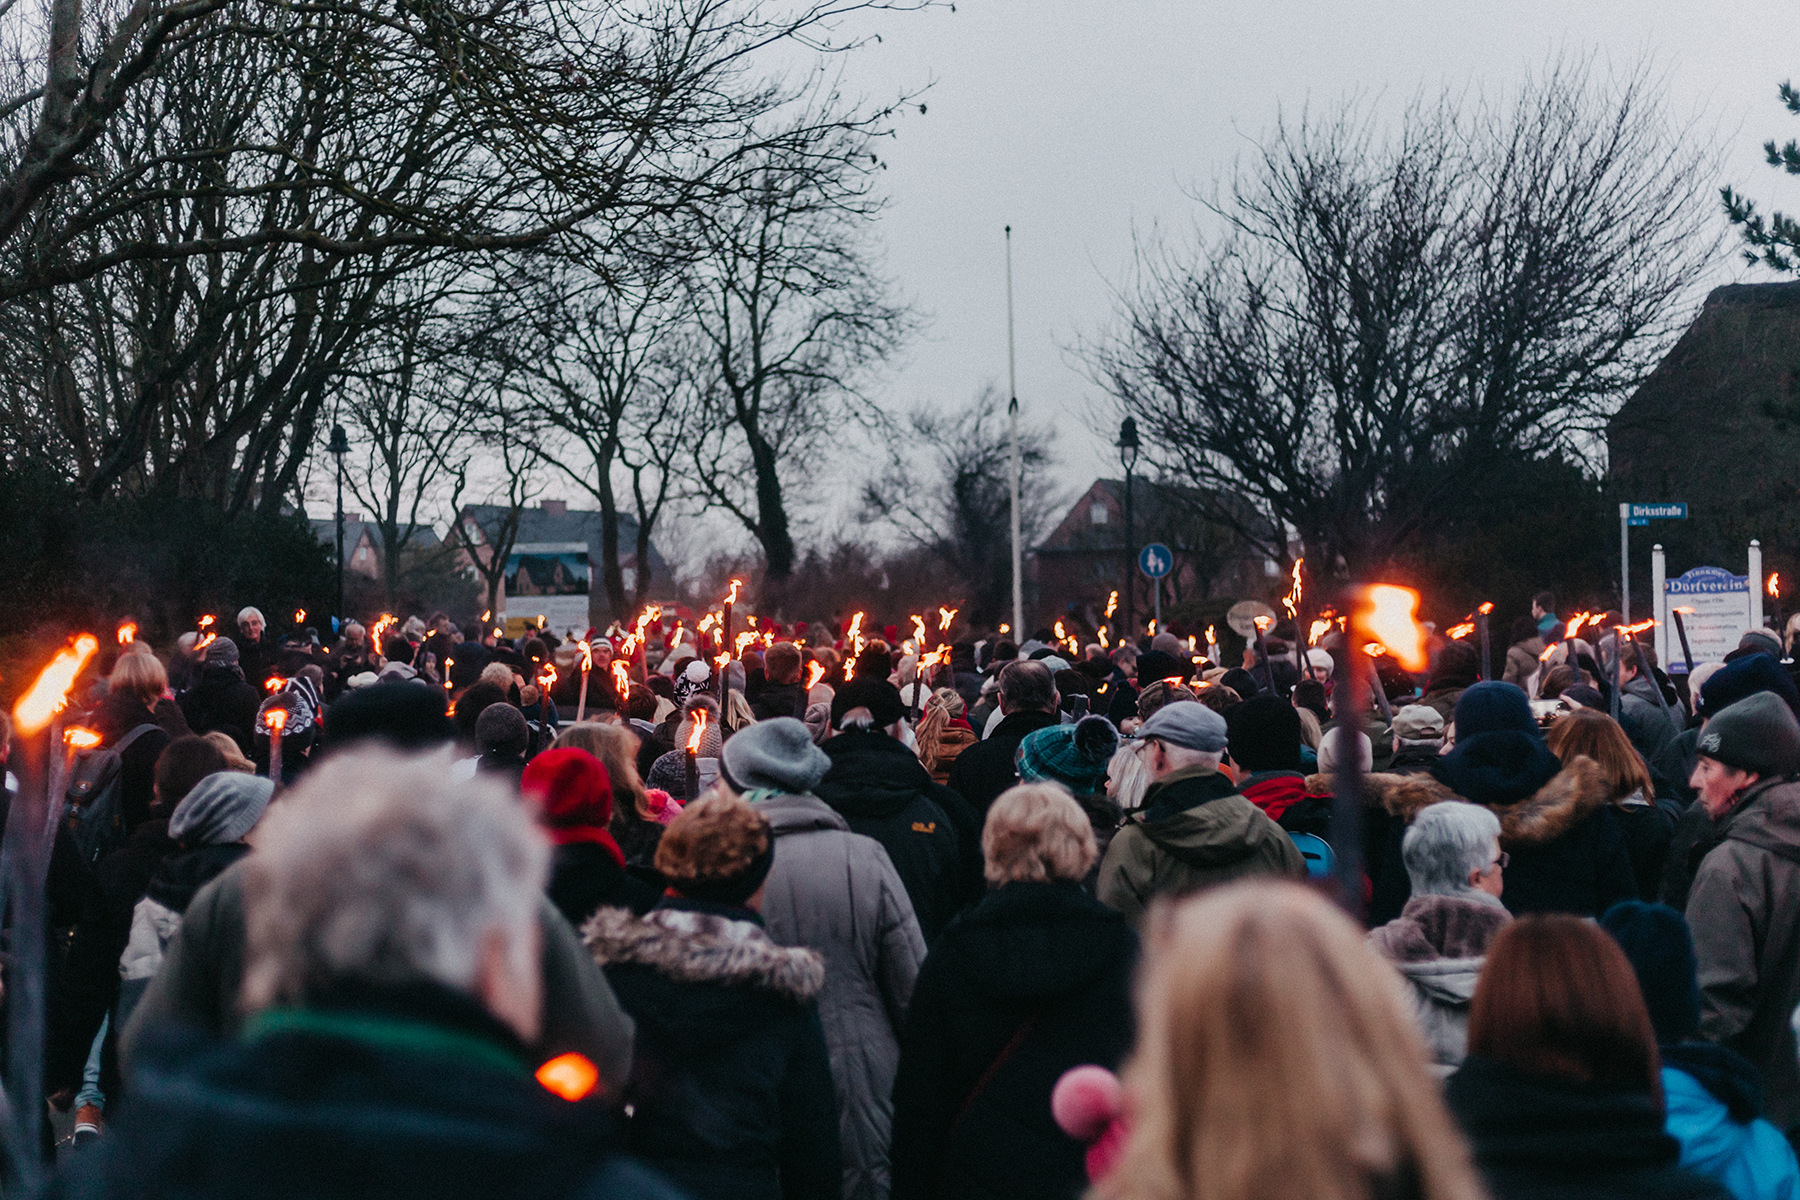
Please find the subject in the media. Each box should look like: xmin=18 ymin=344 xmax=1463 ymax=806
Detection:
xmin=264 ymin=708 xmax=288 ymax=733
xmin=536 ymin=1053 xmax=599 ymax=1101
xmin=15 ymin=635 xmax=99 ymax=734
xmin=686 ymin=709 xmax=708 ymax=754
xmin=116 ymin=622 xmax=137 ymax=645
xmin=64 ymin=727 xmax=101 ymax=750
xmin=1362 ymin=585 xmax=1428 ymax=672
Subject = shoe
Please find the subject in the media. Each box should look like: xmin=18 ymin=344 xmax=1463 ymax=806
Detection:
xmin=72 ymin=1104 xmax=101 ymax=1143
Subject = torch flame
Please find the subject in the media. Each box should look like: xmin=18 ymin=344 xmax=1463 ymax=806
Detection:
xmin=264 ymin=708 xmax=288 ymax=733
xmin=537 ymin=663 xmax=558 ymax=690
xmin=1282 ymin=559 xmax=1303 ymax=620
xmin=294 ymin=609 xmax=306 ymax=624
xmin=1618 ymin=618 xmax=1657 ymax=637
xmin=198 ymin=615 xmax=215 ymax=629
xmin=1253 ymin=615 xmax=1271 ymax=632
xmin=1361 ymin=585 xmax=1429 ymax=672
xmin=1053 ymin=619 xmax=1067 ymax=641
xmin=807 ymin=662 xmax=826 ymax=690
xmin=194 ymin=632 xmax=217 ymax=654
xmin=264 ymin=676 xmax=283 ymax=692
xmin=1148 ymin=619 xmax=1158 ymax=637
xmin=1565 ymin=611 xmax=1593 ymax=642
xmin=1098 ymin=627 xmax=1111 ymax=649
xmin=481 ymin=611 xmax=492 ymax=622
xmin=579 ymin=640 xmax=593 ymax=672
xmin=64 ymin=727 xmax=101 ymax=750
xmin=1104 ymin=591 xmax=1119 ymax=620
xmin=611 ymin=661 xmax=630 ymax=693
xmin=1309 ymin=618 xmax=1331 ymax=643
xmin=1674 ymin=606 xmax=1696 ymax=616
xmin=1445 ymin=622 xmax=1476 ymax=640
xmin=1539 ymin=643 xmax=1560 ymax=664
xmin=445 ymin=658 xmax=455 ymax=691
xmin=1770 ymin=573 xmax=1782 ymax=599
xmin=1207 ymin=625 xmax=1218 ymax=645
xmin=843 ymin=657 xmax=856 ymax=682
xmin=1478 ymin=602 xmax=1494 ymax=615
xmin=698 ymin=614 xmax=717 ymax=633
xmin=116 ymin=622 xmax=137 ymax=646
xmin=913 ymin=615 xmax=929 ymax=647
xmin=938 ymin=607 xmax=957 ymax=631
xmin=725 ymin=579 xmax=743 ymax=605
xmin=686 ymin=709 xmax=708 ymax=754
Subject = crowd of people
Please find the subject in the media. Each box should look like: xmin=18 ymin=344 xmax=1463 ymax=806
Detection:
xmin=4 ymin=589 xmax=1800 ymax=1199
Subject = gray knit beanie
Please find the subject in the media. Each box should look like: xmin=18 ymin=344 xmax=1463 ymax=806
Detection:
xmin=170 ymin=772 xmax=275 ymax=846
xmin=1698 ymin=691 xmax=1800 ymax=778
xmin=721 ymin=716 xmax=832 ymax=795
xmin=475 ymin=702 xmax=529 ymax=757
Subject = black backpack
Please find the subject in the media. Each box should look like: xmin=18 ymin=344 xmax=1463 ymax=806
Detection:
xmin=65 ymin=723 xmax=160 ymax=866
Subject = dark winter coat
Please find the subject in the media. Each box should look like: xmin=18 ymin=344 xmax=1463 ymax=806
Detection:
xmin=817 ymin=729 xmax=971 ymax=939
xmin=1381 ymin=740 xmax=1640 ymax=919
xmin=1685 ymin=778 xmax=1800 ymax=1132
xmin=548 ymin=842 xmax=660 ymax=927
xmin=1620 ymin=672 xmax=1682 ymax=761
xmin=51 ymin=982 xmax=681 ymax=1200
xmin=1615 ymin=791 xmax=1681 ymax=908
xmin=118 ymin=859 xmax=639 ymax=1096
xmin=89 ymin=691 xmax=172 ymax=831
xmin=1095 ymin=766 xmax=1306 ymax=925
xmin=44 ymin=818 xmax=177 ymax=1095
xmin=1446 ymin=1056 xmax=1731 ymax=1200
xmin=752 ymin=681 xmax=811 ymax=723
xmin=177 ymin=665 xmax=262 ymax=753
xmin=588 ymin=901 xmax=840 ymax=1200
xmin=889 ymin=882 xmax=1138 ymax=1200
xmin=944 ymin=710 xmax=1060 ymax=819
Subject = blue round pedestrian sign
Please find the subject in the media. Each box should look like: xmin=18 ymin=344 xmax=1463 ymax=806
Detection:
xmin=1138 ymin=543 xmax=1173 ymax=579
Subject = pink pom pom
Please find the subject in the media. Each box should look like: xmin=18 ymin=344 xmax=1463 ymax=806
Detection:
xmin=1051 ymin=1065 xmax=1123 ymax=1141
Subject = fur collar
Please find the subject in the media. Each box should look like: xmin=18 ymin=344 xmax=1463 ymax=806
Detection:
xmin=1308 ymin=757 xmax=1612 ymax=847
xmin=583 ymin=907 xmax=825 ymax=1002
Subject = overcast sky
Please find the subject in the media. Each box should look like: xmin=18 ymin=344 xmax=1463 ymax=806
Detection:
xmin=832 ymin=0 xmax=1798 ymax=515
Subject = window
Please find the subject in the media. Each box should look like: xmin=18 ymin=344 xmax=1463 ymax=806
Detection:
xmin=1090 ymin=502 xmax=1109 ymax=525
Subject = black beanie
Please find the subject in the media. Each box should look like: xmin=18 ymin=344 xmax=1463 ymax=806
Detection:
xmin=1136 ymin=650 xmax=1186 ymax=688
xmin=324 ymin=682 xmax=455 ymax=752
xmin=1226 ymin=696 xmax=1303 ymax=773
xmin=1697 ymin=692 xmax=1800 ymax=778
xmin=1600 ymin=901 xmax=1700 ymax=1047
xmin=831 ymin=677 xmax=906 ymax=730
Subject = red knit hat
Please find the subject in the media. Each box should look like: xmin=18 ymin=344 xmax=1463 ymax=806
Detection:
xmin=521 ymin=748 xmax=622 ymax=864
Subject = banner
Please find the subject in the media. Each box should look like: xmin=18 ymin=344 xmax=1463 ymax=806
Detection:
xmin=504 ymin=542 xmax=591 ymax=638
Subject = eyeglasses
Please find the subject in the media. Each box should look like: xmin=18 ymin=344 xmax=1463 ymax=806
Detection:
xmin=1492 ymin=851 xmax=1510 ymax=871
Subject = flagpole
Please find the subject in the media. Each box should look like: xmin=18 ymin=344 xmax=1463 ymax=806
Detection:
xmin=1006 ymin=225 xmax=1023 ymax=639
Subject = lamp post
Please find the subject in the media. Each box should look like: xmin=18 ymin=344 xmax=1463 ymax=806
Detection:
xmin=1117 ymin=418 xmax=1140 ymax=646
xmin=329 ymin=423 xmax=350 ymax=632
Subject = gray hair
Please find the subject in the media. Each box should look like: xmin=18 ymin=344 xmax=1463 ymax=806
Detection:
xmin=242 ymin=748 xmax=548 ymax=1013
xmin=1401 ymin=802 xmax=1502 ymax=897
xmin=237 ymin=606 xmax=265 ymax=626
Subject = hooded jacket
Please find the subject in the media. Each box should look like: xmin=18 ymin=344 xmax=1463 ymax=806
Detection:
xmin=588 ymin=902 xmax=840 ymax=1200
xmin=1447 ymin=1056 xmax=1731 ymax=1200
xmin=117 ymin=842 xmax=253 ymax=1031
xmin=1685 ymin=778 xmax=1800 ymax=1132
xmin=816 ymin=729 xmax=971 ymax=938
xmin=752 ymin=792 xmax=927 ymax=1200
xmin=1621 ymin=673 xmax=1682 ymax=761
xmin=1660 ymin=1054 xmax=1800 ymax=1200
xmin=1366 ymin=894 xmax=1509 ymax=1071
xmin=1094 ymin=766 xmax=1306 ymax=925
xmin=1367 ymin=742 xmax=1638 ymax=921
xmin=889 ymin=882 xmax=1138 ymax=1200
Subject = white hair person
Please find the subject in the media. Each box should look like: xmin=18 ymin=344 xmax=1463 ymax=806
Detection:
xmin=241 ymin=748 xmax=550 ymax=1041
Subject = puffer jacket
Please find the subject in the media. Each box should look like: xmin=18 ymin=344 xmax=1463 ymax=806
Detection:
xmin=752 ymin=792 xmax=926 ymax=1200
xmin=1094 ymin=766 xmax=1306 ymax=925
xmin=1366 ymin=893 xmax=1510 ymax=1072
xmin=1368 ymin=741 xmax=1638 ymax=921
xmin=1660 ymin=1049 xmax=1800 ymax=1200
xmin=1685 ymin=778 xmax=1800 ymax=1133
xmin=587 ymin=901 xmax=840 ymax=1200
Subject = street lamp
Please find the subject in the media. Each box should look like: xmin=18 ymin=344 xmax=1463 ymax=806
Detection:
xmin=329 ymin=423 xmax=350 ymax=634
xmin=1117 ymin=418 xmax=1140 ymax=644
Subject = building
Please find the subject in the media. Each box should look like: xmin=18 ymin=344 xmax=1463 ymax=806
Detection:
xmin=1608 ymin=281 xmax=1800 ymax=584
xmin=307 ymin=514 xmax=441 ymax=582
xmin=452 ymin=499 xmax=670 ymax=635
xmin=1034 ymin=478 xmax=1279 ymax=633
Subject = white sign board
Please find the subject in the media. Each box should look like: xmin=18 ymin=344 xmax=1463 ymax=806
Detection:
xmin=1664 ymin=566 xmax=1751 ymax=673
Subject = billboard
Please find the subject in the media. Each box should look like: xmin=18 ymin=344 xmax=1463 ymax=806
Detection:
xmin=504 ymin=542 xmax=591 ymax=637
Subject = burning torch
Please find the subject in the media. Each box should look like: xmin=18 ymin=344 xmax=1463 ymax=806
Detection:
xmin=264 ymin=706 xmax=288 ymax=790
xmin=684 ymin=708 xmax=708 ymax=798
xmin=576 ymin=640 xmax=593 ymax=723
xmin=1770 ymin=573 xmax=1785 ymax=654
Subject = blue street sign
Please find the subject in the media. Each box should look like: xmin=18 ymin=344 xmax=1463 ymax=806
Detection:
xmin=1629 ymin=518 xmax=1649 ymax=527
xmin=1629 ymin=503 xmax=1687 ymax=520
xmin=1138 ymin=543 xmax=1173 ymax=579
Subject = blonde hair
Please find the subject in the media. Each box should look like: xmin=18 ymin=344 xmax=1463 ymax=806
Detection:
xmin=554 ymin=722 xmax=651 ymax=821
xmin=983 ymin=783 xmax=1098 ymax=885
xmin=1102 ymin=883 xmax=1485 ymax=1200
xmin=726 ymin=689 xmax=758 ymax=733
xmin=203 ymin=730 xmax=256 ymax=773
xmin=110 ymin=650 xmax=168 ymax=706
xmin=914 ymin=687 xmax=967 ymax=775
xmin=1107 ymin=741 xmax=1153 ymax=812
xmin=479 ymin=662 xmax=517 ymax=690
xmin=1295 ymin=705 xmax=1323 ymax=751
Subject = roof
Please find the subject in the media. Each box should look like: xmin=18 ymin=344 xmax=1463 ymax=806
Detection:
xmin=456 ymin=502 xmax=670 ymax=581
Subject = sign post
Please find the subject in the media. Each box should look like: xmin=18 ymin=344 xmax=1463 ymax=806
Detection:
xmin=1620 ymin=502 xmax=1688 ymax=630
xmin=1139 ymin=543 xmax=1172 ymax=632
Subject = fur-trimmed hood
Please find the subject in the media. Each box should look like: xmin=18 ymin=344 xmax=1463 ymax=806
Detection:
xmin=1309 ymin=756 xmax=1613 ymax=848
xmin=583 ymin=906 xmax=824 ymax=1003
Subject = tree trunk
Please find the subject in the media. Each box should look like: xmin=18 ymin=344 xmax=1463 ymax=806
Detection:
xmin=748 ymin=428 xmax=795 ymax=581
xmin=595 ymin=453 xmax=628 ymax=620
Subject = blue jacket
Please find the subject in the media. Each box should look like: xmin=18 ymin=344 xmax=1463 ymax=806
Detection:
xmin=1664 ymin=1066 xmax=1800 ymax=1200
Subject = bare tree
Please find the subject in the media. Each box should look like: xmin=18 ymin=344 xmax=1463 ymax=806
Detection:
xmin=685 ymin=123 xmax=915 ymax=586
xmin=1086 ymin=60 xmax=1719 ymax=582
xmin=861 ymin=387 xmax=1058 ymax=628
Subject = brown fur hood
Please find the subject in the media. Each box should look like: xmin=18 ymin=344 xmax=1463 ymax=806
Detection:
xmin=583 ymin=906 xmax=825 ymax=1003
xmin=1306 ymin=756 xmax=1612 ymax=848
